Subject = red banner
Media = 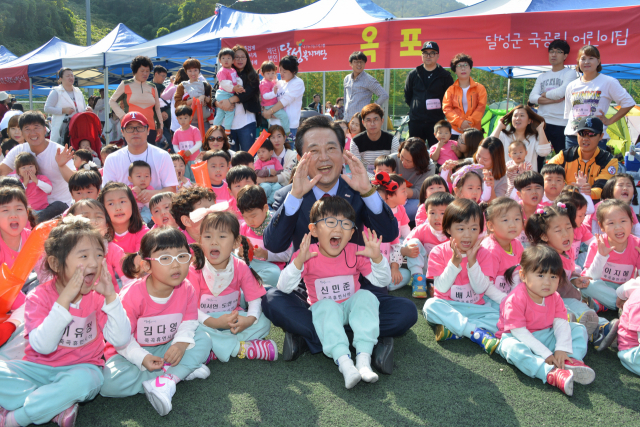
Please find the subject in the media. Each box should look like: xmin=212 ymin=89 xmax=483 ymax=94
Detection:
xmin=0 ymin=66 xmax=29 ymax=91
xmin=223 ymin=6 xmax=640 ymax=72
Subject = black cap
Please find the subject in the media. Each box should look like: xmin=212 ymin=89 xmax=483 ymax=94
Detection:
xmin=421 ymin=41 xmax=439 ymax=53
xmin=576 ymin=117 xmax=604 ymax=134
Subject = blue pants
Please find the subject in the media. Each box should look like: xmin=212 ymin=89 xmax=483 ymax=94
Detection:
xmin=405 ymin=238 xmax=427 ymax=276
xmin=261 ymin=280 xmax=417 ymax=354
xmin=404 ymin=199 xmax=419 ymax=223
xmin=230 ymin=122 xmax=257 ymax=152
xmin=544 ymin=123 xmax=566 ymax=155
xmin=250 ymin=259 xmax=282 ymax=288
xmin=311 ymin=290 xmax=380 ymax=362
xmin=619 ymin=346 xmax=640 ymax=376
xmin=423 ymin=297 xmax=500 ymax=337
xmin=264 ymin=105 xmax=290 ymax=134
xmin=214 ymin=89 xmax=236 ymax=129
xmin=0 ymin=323 xmax=26 ymax=362
xmin=0 ymin=360 xmax=103 ymax=426
xmin=388 ymin=267 xmax=411 ymax=291
xmin=200 ymin=311 xmax=271 ymax=362
xmin=497 ymin=323 xmax=588 ymax=384
xmin=260 ymin=182 xmax=283 ymax=206
xmin=565 ymin=134 xmax=608 ymax=151
xmin=581 ymin=279 xmax=619 ymax=310
xmin=100 ymin=328 xmax=210 ymax=397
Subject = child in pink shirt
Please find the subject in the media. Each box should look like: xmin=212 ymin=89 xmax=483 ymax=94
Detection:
xmin=617 ymin=286 xmax=640 ymax=375
xmin=171 ymin=153 xmax=193 ymax=190
xmin=429 ymin=120 xmax=462 ymax=166
xmin=259 ymin=60 xmax=290 ymax=133
xmin=255 ymin=138 xmax=283 ymax=205
xmin=128 ymin=160 xmax=154 ymax=224
xmin=514 ymin=171 xmax=546 ymax=249
xmin=172 ymin=106 xmax=202 ymax=163
xmin=556 ymin=188 xmax=595 ymax=265
xmin=150 ymin=192 xmax=178 ymax=229
xmin=495 ymin=245 xmax=594 ymax=396
xmin=189 ymin=210 xmax=276 ymax=363
xmin=14 ymin=152 xmax=51 ymax=212
xmin=227 ymin=165 xmax=258 ymax=221
xmin=213 ymin=48 xmax=243 ymax=130
xmin=99 ymin=182 xmax=149 ymax=253
xmin=204 ymin=150 xmax=232 ymax=203
xmin=170 ymin=185 xmax=217 ymax=244
xmin=0 ymin=219 xmax=130 ymax=426
xmin=414 ymin=175 xmax=449 ymax=227
xmin=423 ymin=199 xmax=501 ymax=354
xmin=586 ymin=174 xmax=640 ymax=238
xmin=505 ymin=140 xmax=532 ymax=198
xmin=278 ymin=196 xmax=391 ymax=389
xmin=100 ymin=227 xmax=211 ymax=416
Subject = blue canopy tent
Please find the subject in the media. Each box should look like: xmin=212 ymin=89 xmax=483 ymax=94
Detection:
xmin=0 ymin=46 xmax=17 ymax=65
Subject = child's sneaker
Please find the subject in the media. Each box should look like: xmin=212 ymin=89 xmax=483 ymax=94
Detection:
xmin=435 ymin=324 xmax=461 ymax=341
xmin=592 ymin=319 xmax=619 ymax=351
xmin=205 ymin=350 xmax=218 ymax=364
xmin=411 ymin=274 xmax=427 ymax=299
xmin=547 ymin=368 xmax=574 ymax=396
xmin=588 ymin=297 xmax=609 ymax=313
xmin=184 ymin=364 xmax=211 ymax=381
xmin=564 ymin=358 xmax=596 ymax=384
xmin=238 ymin=339 xmax=278 ymax=361
xmin=142 ymin=375 xmax=177 ymax=416
xmin=576 ymin=310 xmax=599 ymax=337
xmin=52 ymin=403 xmax=78 ymax=427
xmin=470 ymin=328 xmax=500 ymax=355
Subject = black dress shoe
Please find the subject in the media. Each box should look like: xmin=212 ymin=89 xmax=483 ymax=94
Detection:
xmin=283 ymin=331 xmax=309 ymax=361
xmin=372 ymin=337 xmax=394 ymax=374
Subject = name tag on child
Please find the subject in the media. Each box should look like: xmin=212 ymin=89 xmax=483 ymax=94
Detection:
xmin=179 ymin=141 xmax=194 ymax=151
xmin=200 ymin=293 xmax=239 ymax=314
xmin=450 ymin=284 xmax=481 ymax=304
xmin=380 ymin=243 xmax=391 ymax=262
xmin=571 ymin=241 xmax=581 ymax=261
xmin=426 ymin=99 xmax=441 ymax=110
xmin=602 ymin=262 xmax=634 ymax=284
xmin=573 ymin=104 xmax=591 ymax=117
xmin=315 ymin=275 xmax=355 ymax=302
xmin=495 ymin=274 xmax=520 ymax=294
xmin=59 ymin=312 xmax=97 ymax=348
xmin=137 ymin=313 xmax=183 ymax=345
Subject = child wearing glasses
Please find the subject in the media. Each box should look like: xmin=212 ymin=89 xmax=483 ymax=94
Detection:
xmin=100 ymin=227 xmax=211 ymax=416
xmin=277 ymin=196 xmax=391 ymax=389
xmin=172 ymin=105 xmax=202 ymax=181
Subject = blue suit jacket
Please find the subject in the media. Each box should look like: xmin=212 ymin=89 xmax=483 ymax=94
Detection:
xmin=263 ymin=178 xmax=399 ymax=254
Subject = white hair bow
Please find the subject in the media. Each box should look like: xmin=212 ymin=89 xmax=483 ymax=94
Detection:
xmin=189 ymin=201 xmax=230 ymax=223
xmin=83 ymin=161 xmax=97 ymax=170
xmin=62 ymin=215 xmax=91 ymax=225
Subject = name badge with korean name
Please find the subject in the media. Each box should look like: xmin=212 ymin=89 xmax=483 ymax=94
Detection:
xmin=200 ymin=293 xmax=240 ymax=314
xmin=571 ymin=241 xmax=581 ymax=261
xmin=178 ymin=140 xmax=194 ymax=151
xmin=495 ymin=274 xmax=520 ymax=294
xmin=573 ymin=104 xmax=591 ymax=118
xmin=602 ymin=262 xmax=634 ymax=284
xmin=59 ymin=312 xmax=97 ymax=348
xmin=315 ymin=275 xmax=355 ymax=302
xmin=137 ymin=313 xmax=183 ymax=346
xmin=426 ymin=99 xmax=441 ymax=110
xmin=380 ymin=243 xmax=391 ymax=262
xmin=450 ymin=283 xmax=481 ymax=304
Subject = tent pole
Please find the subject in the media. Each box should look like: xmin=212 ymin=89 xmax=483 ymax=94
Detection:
xmin=382 ymin=69 xmax=390 ymax=131
xmin=104 ymin=66 xmax=110 ymax=143
xmin=322 ymin=72 xmax=326 ymax=114
xmin=28 ymin=78 xmax=33 ymax=110
xmin=506 ymin=77 xmax=511 ymax=112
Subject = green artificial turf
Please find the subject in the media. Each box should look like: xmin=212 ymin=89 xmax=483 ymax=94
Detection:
xmin=59 ymin=287 xmax=640 ymax=426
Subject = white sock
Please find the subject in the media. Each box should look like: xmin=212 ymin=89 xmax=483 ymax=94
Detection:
xmin=337 ymin=354 xmax=361 ymax=389
xmin=6 ymin=411 xmax=20 ymax=427
xmin=356 ymin=353 xmax=379 ymax=383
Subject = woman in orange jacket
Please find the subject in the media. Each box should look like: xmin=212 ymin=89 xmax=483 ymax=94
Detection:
xmin=443 ymin=53 xmax=487 ymax=139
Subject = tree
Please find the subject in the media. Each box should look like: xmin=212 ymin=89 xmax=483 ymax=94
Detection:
xmin=156 ymin=27 xmax=170 ymax=38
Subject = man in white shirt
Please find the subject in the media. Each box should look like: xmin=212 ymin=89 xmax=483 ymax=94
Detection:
xmin=102 ymin=112 xmax=178 ymax=202
xmin=0 ymin=111 xmax=76 ymax=222
xmin=529 ymin=39 xmax=577 ymax=156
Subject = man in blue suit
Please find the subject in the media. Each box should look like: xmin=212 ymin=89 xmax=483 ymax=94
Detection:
xmin=263 ymin=115 xmax=418 ymax=374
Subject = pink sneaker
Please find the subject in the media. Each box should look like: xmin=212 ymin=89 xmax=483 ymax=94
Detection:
xmin=547 ymin=368 xmax=574 ymax=396
xmin=238 ymin=339 xmax=278 ymax=361
xmin=564 ymin=358 xmax=596 ymax=385
xmin=205 ymin=350 xmax=218 ymax=364
xmin=52 ymin=403 xmax=78 ymax=427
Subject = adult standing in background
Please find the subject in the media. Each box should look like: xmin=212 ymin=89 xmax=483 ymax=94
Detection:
xmin=214 ymin=45 xmax=262 ymax=152
xmin=93 ymin=89 xmax=105 ymax=127
xmin=152 ymin=65 xmax=168 ymax=94
xmin=404 ymin=41 xmax=454 ymax=147
xmin=0 ymin=92 xmax=10 ymax=123
xmin=162 ymin=68 xmax=189 ymax=133
xmin=308 ymin=94 xmax=321 ymax=113
xmin=109 ymin=56 xmax=163 ymax=145
xmin=443 ymin=53 xmax=487 ymax=139
xmin=44 ymin=68 xmax=90 ymax=143
xmin=529 ymin=40 xmax=577 ymax=155
xmin=262 ymin=55 xmax=305 ymax=138
xmin=350 ymin=104 xmax=399 ymax=176
xmin=174 ymin=58 xmax=213 ymax=130
xmin=332 ymin=97 xmax=345 ymax=120
xmin=343 ymin=51 xmax=389 ymax=126
xmin=563 ymin=45 xmax=635 ymax=151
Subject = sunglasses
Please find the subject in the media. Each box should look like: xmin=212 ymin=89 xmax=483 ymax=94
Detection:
xmin=208 ymin=136 xmax=225 ymax=142
xmin=577 ymin=130 xmax=598 ymax=138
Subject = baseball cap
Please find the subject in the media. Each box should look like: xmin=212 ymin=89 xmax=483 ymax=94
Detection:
xmin=576 ymin=117 xmax=603 ymax=134
xmin=0 ymin=92 xmax=8 ymax=102
xmin=121 ymin=111 xmax=149 ymax=128
xmin=421 ymin=42 xmax=439 ymax=53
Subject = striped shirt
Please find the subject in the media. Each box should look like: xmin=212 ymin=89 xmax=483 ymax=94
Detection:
xmin=343 ymin=71 xmax=389 ymax=122
xmin=350 ymin=130 xmax=399 ymax=176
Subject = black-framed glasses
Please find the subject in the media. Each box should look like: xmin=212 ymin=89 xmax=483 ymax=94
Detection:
xmin=422 ymin=51 xmax=437 ymax=58
xmin=208 ymin=136 xmax=225 ymax=142
xmin=124 ymin=125 xmax=148 ymax=134
xmin=578 ymin=130 xmax=598 ymax=138
xmin=314 ymin=217 xmax=355 ymax=231
xmin=145 ymin=253 xmax=192 ymax=265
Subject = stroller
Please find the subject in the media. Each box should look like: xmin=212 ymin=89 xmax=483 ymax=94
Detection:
xmin=68 ymin=112 xmax=103 ymax=155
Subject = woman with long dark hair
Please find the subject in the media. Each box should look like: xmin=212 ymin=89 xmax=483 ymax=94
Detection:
xmin=391 ymin=137 xmax=435 ymax=220
xmin=473 ymin=136 xmax=508 ymax=200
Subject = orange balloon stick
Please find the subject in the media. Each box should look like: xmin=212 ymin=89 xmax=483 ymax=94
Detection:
xmin=248 ymin=130 xmax=271 ymax=156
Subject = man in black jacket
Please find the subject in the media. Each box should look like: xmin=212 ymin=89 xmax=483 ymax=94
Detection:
xmin=263 ymin=115 xmax=417 ymax=374
xmin=404 ymin=41 xmax=454 ymax=147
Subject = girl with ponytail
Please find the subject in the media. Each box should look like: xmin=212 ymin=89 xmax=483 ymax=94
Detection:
xmin=188 ymin=211 xmax=276 ymax=363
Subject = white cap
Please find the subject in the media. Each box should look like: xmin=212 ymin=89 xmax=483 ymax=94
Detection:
xmin=0 ymin=92 xmax=8 ymax=102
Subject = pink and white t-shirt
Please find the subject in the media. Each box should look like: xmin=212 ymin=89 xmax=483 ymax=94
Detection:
xmin=106 ymin=241 xmax=126 ymax=292
xmin=618 ymin=287 xmax=640 ymax=351
xmin=585 ymin=201 xmax=639 ymax=235
xmin=582 ymin=234 xmax=640 ymax=284
xmin=187 ymin=257 xmax=266 ymax=315
xmin=113 ymin=225 xmax=150 ymax=254
xmin=560 ymin=250 xmax=576 ymax=283
xmin=128 ymin=184 xmax=156 ymax=209
xmin=482 ymin=236 xmax=524 ymax=294
xmin=496 ymin=282 xmax=567 ymax=339
xmin=260 ymin=79 xmax=278 ymax=107
xmin=24 ymin=175 xmax=52 ymax=210
xmin=415 ymin=204 xmax=427 ymax=227
xmin=182 ymin=229 xmax=197 ymax=245
xmin=295 ymin=243 xmax=372 ymax=306
xmin=404 ymin=222 xmax=448 ymax=256
xmin=211 ymin=181 xmax=232 ymax=204
xmin=427 ymin=242 xmax=494 ymax=305
xmin=24 ymin=279 xmax=108 ymax=367
xmin=217 ymin=67 xmax=238 ymax=93
xmin=104 ymin=277 xmax=198 ymax=360
xmin=254 ymin=157 xmax=283 ymax=174
xmin=0 ymin=228 xmax=31 ymax=269
xmin=172 ymin=126 xmax=202 ymax=162
xmin=571 ymin=223 xmax=594 ymax=261
xmin=429 ymin=140 xmax=459 ymax=165
xmin=240 ymin=222 xmax=287 ymax=269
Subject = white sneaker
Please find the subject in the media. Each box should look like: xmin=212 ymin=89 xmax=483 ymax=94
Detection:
xmin=142 ymin=375 xmax=176 ymax=416
xmin=184 ymin=364 xmax=211 ymax=381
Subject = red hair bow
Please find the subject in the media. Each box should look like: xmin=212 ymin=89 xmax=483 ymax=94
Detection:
xmin=372 ymin=171 xmax=398 ymax=192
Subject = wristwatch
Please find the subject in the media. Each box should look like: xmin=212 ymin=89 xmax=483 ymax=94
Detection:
xmin=360 ymin=187 xmax=376 ymax=198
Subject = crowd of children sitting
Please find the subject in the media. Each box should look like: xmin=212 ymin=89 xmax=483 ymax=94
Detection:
xmin=3 ymin=108 xmax=640 ymax=427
